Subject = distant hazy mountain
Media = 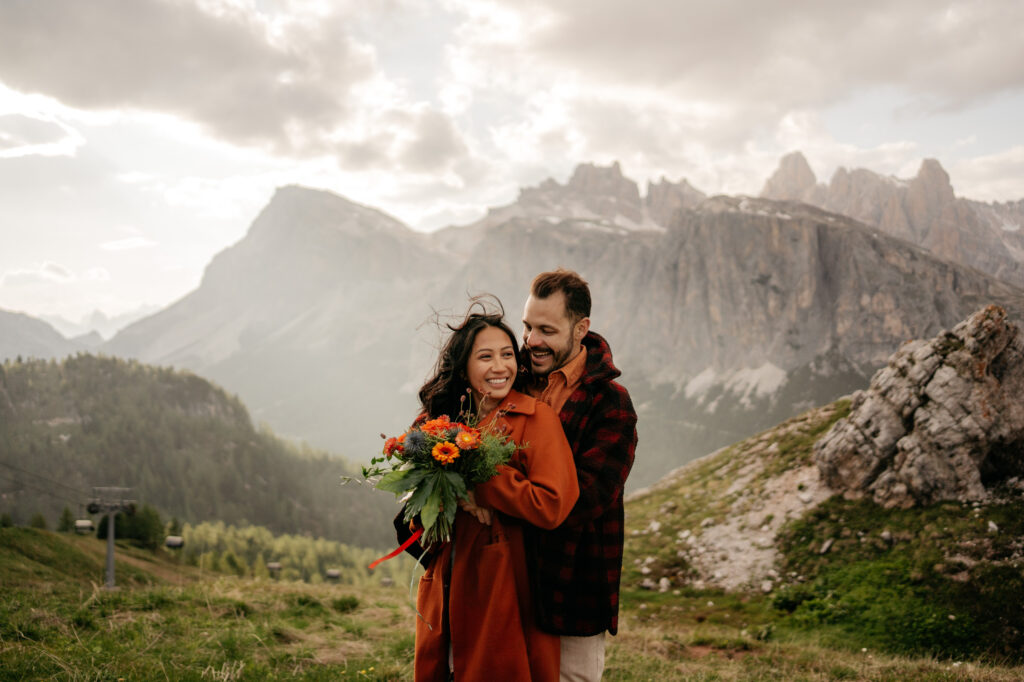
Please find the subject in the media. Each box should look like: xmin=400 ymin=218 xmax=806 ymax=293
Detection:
xmin=104 ymin=186 xmax=450 ymax=457
xmin=761 ymin=151 xmax=1024 ymax=287
xmin=0 ymin=308 xmax=82 ymax=362
xmin=42 ymin=305 xmax=163 ymax=341
xmin=103 ymin=164 xmax=1024 ymax=489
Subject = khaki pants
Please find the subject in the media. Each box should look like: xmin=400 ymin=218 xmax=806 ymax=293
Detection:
xmin=559 ymin=632 xmax=606 ymax=682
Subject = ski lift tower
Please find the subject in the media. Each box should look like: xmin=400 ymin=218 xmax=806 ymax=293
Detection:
xmin=87 ymin=487 xmax=136 ymax=589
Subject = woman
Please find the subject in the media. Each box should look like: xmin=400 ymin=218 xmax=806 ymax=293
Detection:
xmin=408 ymin=301 xmax=579 ymax=681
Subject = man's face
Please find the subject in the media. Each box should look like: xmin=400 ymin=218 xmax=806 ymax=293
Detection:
xmin=522 ymin=291 xmax=582 ymax=377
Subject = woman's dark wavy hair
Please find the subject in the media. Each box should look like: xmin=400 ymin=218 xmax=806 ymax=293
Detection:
xmin=418 ymin=296 xmax=523 ymax=419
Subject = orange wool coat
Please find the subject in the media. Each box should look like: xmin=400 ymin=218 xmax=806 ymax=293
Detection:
xmin=414 ymin=390 xmax=579 ymax=682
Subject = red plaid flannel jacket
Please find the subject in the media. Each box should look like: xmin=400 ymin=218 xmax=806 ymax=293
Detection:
xmin=528 ymin=331 xmax=637 ymax=636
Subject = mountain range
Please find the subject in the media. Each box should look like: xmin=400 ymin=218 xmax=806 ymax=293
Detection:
xmin=761 ymin=151 xmax=1024 ymax=287
xmin=5 ymin=155 xmax=1024 ymax=489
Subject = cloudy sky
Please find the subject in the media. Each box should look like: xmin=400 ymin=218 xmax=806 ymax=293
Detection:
xmin=2 ymin=0 xmax=1022 ymax=328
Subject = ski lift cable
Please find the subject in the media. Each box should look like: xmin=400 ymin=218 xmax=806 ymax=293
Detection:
xmin=0 ymin=470 xmax=84 ymax=506
xmin=0 ymin=459 xmax=92 ymax=496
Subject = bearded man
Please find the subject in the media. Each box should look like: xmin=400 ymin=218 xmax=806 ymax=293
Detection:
xmin=520 ymin=268 xmax=637 ymax=682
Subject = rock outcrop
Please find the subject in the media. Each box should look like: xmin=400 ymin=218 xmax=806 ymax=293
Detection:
xmin=815 ymin=305 xmax=1024 ymax=507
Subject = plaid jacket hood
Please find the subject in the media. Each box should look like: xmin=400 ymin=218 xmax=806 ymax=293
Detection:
xmin=528 ymin=331 xmax=637 ymax=636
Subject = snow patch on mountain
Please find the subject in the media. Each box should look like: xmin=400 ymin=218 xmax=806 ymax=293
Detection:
xmin=726 ymin=363 xmax=789 ymax=407
xmin=682 ymin=363 xmax=789 ymax=408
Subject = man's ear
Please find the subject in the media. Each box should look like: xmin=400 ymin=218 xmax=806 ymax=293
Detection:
xmin=574 ymin=317 xmax=591 ymax=344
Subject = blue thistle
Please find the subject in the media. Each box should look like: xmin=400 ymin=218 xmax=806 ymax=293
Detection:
xmin=404 ymin=429 xmax=428 ymax=459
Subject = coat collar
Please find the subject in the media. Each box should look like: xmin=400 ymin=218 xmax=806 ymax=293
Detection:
xmin=491 ymin=389 xmax=537 ymax=417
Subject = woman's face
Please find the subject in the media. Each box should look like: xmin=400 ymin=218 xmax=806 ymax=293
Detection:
xmin=465 ymin=325 xmax=517 ymax=412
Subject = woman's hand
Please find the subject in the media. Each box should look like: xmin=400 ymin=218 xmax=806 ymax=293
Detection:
xmin=459 ymin=490 xmax=492 ymax=526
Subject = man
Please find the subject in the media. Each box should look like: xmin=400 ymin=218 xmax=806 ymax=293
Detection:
xmin=521 ymin=268 xmax=637 ymax=682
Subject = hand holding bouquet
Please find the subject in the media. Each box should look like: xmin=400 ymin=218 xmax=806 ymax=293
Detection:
xmin=365 ymin=410 xmax=517 ymax=546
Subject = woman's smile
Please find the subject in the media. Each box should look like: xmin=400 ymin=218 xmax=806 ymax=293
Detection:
xmin=467 ymin=326 xmax=517 ymax=411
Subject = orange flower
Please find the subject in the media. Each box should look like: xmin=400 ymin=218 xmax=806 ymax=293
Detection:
xmin=382 ymin=433 xmax=405 ymax=458
xmin=455 ymin=428 xmax=480 ymax=450
xmin=431 ymin=441 xmax=460 ymax=465
xmin=421 ymin=415 xmax=453 ymax=437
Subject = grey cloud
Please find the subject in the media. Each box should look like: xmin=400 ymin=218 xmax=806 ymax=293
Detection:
xmin=399 ymin=109 xmax=469 ymax=173
xmin=0 ymin=0 xmax=374 ymax=154
xmin=331 ymin=108 xmax=473 ymax=175
xmin=496 ymin=0 xmax=1024 ymax=111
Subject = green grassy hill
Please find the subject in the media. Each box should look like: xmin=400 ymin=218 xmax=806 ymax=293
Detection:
xmin=619 ymin=399 xmax=1024 ymax=678
xmin=0 ymin=527 xmax=418 ymax=681
xmin=0 ymin=354 xmax=396 ymax=548
xmin=5 ymin=520 xmax=1024 ymax=681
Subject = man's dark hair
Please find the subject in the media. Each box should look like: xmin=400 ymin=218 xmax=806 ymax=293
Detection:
xmin=418 ymin=296 xmax=522 ymax=419
xmin=530 ymin=268 xmax=591 ymax=324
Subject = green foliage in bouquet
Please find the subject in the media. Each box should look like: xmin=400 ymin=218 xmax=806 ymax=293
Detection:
xmin=363 ymin=412 xmax=517 ymax=546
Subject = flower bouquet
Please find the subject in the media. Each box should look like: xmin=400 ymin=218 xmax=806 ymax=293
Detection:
xmin=364 ymin=411 xmax=517 ymax=547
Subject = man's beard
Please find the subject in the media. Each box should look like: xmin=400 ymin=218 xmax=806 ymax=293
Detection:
xmin=527 ymin=334 xmax=576 ymax=378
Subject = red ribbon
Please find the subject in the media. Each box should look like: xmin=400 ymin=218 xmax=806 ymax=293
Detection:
xmin=368 ymin=527 xmax=423 ymax=570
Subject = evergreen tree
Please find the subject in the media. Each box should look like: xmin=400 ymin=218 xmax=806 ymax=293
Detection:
xmin=1 ymin=513 xmax=13 ymax=527
xmin=57 ymin=506 xmax=75 ymax=533
xmin=129 ymin=505 xmax=164 ymax=551
xmin=29 ymin=512 xmax=48 ymax=529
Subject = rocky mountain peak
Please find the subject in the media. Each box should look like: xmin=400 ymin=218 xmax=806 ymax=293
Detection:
xmin=815 ymin=305 xmax=1024 ymax=508
xmin=760 ymin=151 xmax=818 ymax=201
xmin=502 ymin=160 xmax=645 ymax=226
xmin=757 ymin=152 xmax=1024 ymax=287
xmin=567 ymin=159 xmax=626 ymax=189
xmin=908 ymin=157 xmax=956 ymax=207
xmin=645 ymin=176 xmax=707 ymax=226
xmin=567 ymin=161 xmax=643 ymax=223
xmin=251 ymin=185 xmax=411 ymax=242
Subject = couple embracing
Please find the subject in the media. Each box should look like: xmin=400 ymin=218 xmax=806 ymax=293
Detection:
xmin=399 ymin=269 xmax=638 ymax=681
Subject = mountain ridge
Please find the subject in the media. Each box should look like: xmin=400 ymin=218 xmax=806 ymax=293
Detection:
xmin=94 ymin=173 xmax=1024 ymax=488
xmin=761 ymin=151 xmax=1024 ymax=287
xmin=7 ymin=154 xmax=1024 ymax=489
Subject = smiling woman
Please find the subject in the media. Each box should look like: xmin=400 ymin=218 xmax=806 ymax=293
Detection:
xmin=465 ymin=325 xmax=517 ymax=412
xmin=393 ymin=294 xmax=580 ymax=681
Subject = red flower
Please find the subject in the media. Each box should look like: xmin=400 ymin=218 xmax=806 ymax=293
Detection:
xmin=383 ymin=433 xmax=406 ymax=458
